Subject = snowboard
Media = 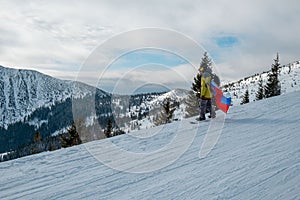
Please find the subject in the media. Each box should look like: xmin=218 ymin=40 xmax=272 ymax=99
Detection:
xmin=190 ymin=118 xmax=209 ymax=124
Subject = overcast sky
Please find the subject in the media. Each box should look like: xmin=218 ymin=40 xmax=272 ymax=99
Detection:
xmin=1 ymin=0 xmax=300 ymax=93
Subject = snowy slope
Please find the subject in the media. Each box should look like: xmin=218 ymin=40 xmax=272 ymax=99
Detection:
xmin=1 ymin=90 xmax=300 ymax=199
xmin=149 ymin=88 xmax=188 ymax=106
xmin=223 ymin=61 xmax=300 ymax=105
xmin=149 ymin=88 xmax=188 ymax=120
xmin=113 ymin=89 xmax=188 ymax=133
xmin=0 ymin=65 xmax=104 ymax=129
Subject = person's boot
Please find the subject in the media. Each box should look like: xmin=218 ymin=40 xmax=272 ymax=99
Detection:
xmin=198 ymin=114 xmax=206 ymax=121
xmin=208 ymin=114 xmax=216 ymax=119
xmin=199 ymin=117 xmax=206 ymax=121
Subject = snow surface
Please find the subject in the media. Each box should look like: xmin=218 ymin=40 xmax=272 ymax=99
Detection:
xmin=1 ymin=90 xmax=300 ymax=199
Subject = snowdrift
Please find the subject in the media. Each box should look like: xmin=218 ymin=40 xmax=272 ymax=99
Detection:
xmin=1 ymin=91 xmax=300 ymax=199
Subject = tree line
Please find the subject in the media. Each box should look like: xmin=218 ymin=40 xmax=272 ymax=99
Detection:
xmin=241 ymin=53 xmax=281 ymax=104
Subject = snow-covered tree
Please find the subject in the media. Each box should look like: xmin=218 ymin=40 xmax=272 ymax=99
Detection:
xmin=241 ymin=89 xmax=250 ymax=105
xmin=192 ymin=52 xmax=212 ymax=97
xmin=105 ymin=119 xmax=113 ymax=138
xmin=154 ymin=98 xmax=176 ymax=125
xmin=186 ymin=52 xmax=213 ymax=117
xmin=264 ymin=53 xmax=281 ymax=98
xmin=61 ymin=124 xmax=82 ymax=148
xmin=200 ymin=51 xmax=212 ymax=67
xmin=191 ymin=73 xmax=202 ymax=98
xmin=256 ymin=75 xmax=264 ymax=100
xmin=33 ymin=130 xmax=42 ymax=143
xmin=185 ymin=90 xmax=199 ymax=118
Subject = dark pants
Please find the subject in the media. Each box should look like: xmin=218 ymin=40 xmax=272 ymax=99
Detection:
xmin=200 ymin=99 xmax=215 ymax=119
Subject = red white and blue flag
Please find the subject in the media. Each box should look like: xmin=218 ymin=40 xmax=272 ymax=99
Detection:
xmin=211 ymin=81 xmax=231 ymax=113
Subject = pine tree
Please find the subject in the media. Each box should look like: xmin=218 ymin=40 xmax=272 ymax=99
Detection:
xmin=241 ymin=89 xmax=250 ymax=105
xmin=33 ymin=130 xmax=42 ymax=143
xmin=162 ymin=98 xmax=176 ymax=124
xmin=191 ymin=52 xmax=212 ymax=97
xmin=191 ymin=73 xmax=202 ymax=98
xmin=105 ymin=119 xmax=113 ymax=138
xmin=61 ymin=124 xmax=82 ymax=148
xmin=31 ymin=130 xmax=43 ymax=154
xmin=200 ymin=51 xmax=212 ymax=67
xmin=185 ymin=52 xmax=212 ymax=117
xmin=74 ymin=118 xmax=87 ymax=142
xmin=264 ymin=53 xmax=281 ymax=98
xmin=256 ymin=75 xmax=264 ymax=100
xmin=185 ymin=90 xmax=199 ymax=118
xmin=154 ymin=98 xmax=176 ymax=125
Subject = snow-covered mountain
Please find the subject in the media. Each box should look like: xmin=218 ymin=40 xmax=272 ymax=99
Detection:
xmin=2 ymin=60 xmax=299 ymax=130
xmin=0 ymin=65 xmax=188 ymax=130
xmin=223 ymin=61 xmax=300 ymax=105
xmin=1 ymin=89 xmax=299 ymax=199
xmin=0 ymin=65 xmax=113 ymax=153
xmin=0 ymin=65 xmax=105 ymax=128
xmin=0 ymin=65 xmax=188 ymax=153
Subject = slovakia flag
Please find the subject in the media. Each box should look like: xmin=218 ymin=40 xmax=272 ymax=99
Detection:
xmin=210 ymin=81 xmax=231 ymax=113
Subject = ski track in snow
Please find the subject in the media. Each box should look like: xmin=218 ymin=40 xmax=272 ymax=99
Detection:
xmin=1 ymin=91 xmax=300 ymax=199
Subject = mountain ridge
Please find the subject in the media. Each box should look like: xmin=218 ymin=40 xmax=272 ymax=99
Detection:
xmin=1 ymin=60 xmax=300 ymax=154
xmin=0 ymin=65 xmax=179 ymax=153
xmin=0 ymin=65 xmax=107 ymax=128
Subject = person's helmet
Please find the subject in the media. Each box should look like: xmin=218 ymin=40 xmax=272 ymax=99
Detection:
xmin=199 ymin=67 xmax=205 ymax=73
xmin=199 ymin=63 xmax=212 ymax=74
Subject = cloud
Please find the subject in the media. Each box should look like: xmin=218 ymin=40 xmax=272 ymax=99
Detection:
xmin=0 ymin=0 xmax=300 ymax=92
xmin=95 ymin=62 xmax=196 ymax=94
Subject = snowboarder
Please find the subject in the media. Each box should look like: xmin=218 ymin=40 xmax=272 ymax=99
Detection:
xmin=198 ymin=64 xmax=216 ymax=121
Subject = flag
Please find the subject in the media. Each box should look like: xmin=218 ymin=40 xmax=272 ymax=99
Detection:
xmin=211 ymin=81 xmax=231 ymax=113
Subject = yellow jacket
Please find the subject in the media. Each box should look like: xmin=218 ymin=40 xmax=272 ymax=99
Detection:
xmin=200 ymin=72 xmax=213 ymax=99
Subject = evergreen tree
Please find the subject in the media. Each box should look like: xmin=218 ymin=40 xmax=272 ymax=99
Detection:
xmin=154 ymin=98 xmax=176 ymax=125
xmin=186 ymin=52 xmax=213 ymax=117
xmin=200 ymin=51 xmax=212 ymax=67
xmin=191 ymin=73 xmax=202 ymax=98
xmin=256 ymin=75 xmax=264 ymax=100
xmin=185 ymin=90 xmax=199 ymax=118
xmin=74 ymin=118 xmax=87 ymax=142
xmin=185 ymin=52 xmax=221 ymax=118
xmin=105 ymin=119 xmax=113 ymax=138
xmin=33 ymin=130 xmax=42 ymax=143
xmin=61 ymin=124 xmax=82 ymax=148
xmin=31 ymin=130 xmax=43 ymax=154
xmin=241 ymin=89 xmax=250 ymax=105
xmin=191 ymin=52 xmax=213 ymax=97
xmin=162 ymin=98 xmax=176 ymax=124
xmin=264 ymin=53 xmax=281 ymax=98
xmin=114 ymin=129 xmax=126 ymax=136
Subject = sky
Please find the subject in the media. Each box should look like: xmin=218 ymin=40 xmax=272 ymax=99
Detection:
xmin=0 ymin=0 xmax=300 ymax=93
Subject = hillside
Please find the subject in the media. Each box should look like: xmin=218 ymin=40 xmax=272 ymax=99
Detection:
xmin=0 ymin=65 xmax=100 ymax=128
xmin=0 ymin=65 xmax=188 ymax=154
xmin=0 ymin=65 xmax=113 ymax=153
xmin=1 ymin=90 xmax=300 ymax=199
xmin=223 ymin=61 xmax=300 ymax=105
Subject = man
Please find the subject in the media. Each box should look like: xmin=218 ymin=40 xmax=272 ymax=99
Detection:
xmin=198 ymin=64 xmax=216 ymax=121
